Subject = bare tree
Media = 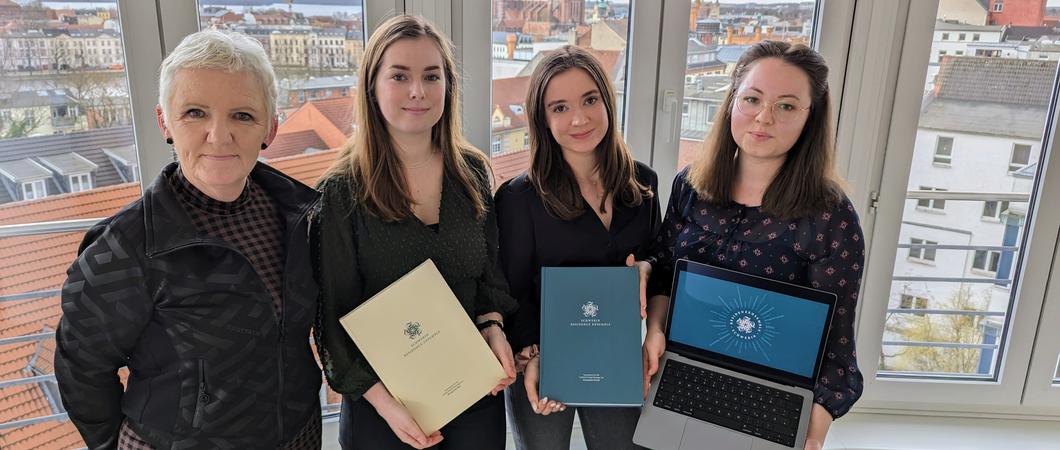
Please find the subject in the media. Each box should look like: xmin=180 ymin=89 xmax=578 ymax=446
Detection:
xmin=883 ymin=286 xmax=990 ymax=374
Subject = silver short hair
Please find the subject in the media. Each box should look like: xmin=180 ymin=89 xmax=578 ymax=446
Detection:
xmin=158 ymin=29 xmax=277 ymax=129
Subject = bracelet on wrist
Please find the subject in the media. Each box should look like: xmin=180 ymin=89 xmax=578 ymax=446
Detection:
xmin=476 ymin=319 xmax=504 ymax=332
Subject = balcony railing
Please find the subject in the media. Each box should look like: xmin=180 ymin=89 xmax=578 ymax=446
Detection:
xmin=876 ymin=190 xmax=1033 ymax=379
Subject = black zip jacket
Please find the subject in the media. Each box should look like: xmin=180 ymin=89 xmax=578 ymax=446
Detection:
xmin=54 ymin=162 xmax=321 ymax=449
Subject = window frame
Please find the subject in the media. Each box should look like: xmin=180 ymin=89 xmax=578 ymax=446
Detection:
xmin=1009 ymin=143 xmax=1031 ymax=172
xmin=68 ymin=172 xmax=92 ymax=193
xmin=854 ymin=0 xmax=1060 ymax=415
xmin=933 ymin=135 xmax=953 ymax=165
xmin=21 ymin=179 xmax=47 ymax=200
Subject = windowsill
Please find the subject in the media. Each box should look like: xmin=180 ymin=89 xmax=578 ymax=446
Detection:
xmin=906 ymin=257 xmax=937 ymax=266
xmin=914 ymin=206 xmax=946 ymax=215
xmin=980 ymin=216 xmax=1002 ymax=223
xmin=824 ymin=412 xmax=1060 ymax=450
xmin=932 ymin=162 xmax=951 ymax=168
xmin=969 ymin=268 xmax=998 ymax=277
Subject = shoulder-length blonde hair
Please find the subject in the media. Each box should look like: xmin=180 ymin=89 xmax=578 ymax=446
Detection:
xmin=323 ymin=14 xmax=490 ymax=222
xmin=688 ymin=40 xmax=844 ymax=220
xmin=524 ymin=45 xmax=651 ymax=221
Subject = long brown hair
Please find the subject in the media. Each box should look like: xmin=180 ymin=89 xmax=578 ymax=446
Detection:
xmin=323 ymin=15 xmax=490 ymax=222
xmin=525 ymin=45 xmax=651 ymax=221
xmin=687 ymin=40 xmax=844 ymax=220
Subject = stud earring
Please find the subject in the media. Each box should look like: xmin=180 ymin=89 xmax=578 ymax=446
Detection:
xmin=166 ymin=137 xmax=173 ymax=145
xmin=261 ymin=143 xmax=268 ymax=150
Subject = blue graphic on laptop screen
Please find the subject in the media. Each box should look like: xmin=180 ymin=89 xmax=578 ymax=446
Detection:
xmin=670 ymin=271 xmax=830 ymax=378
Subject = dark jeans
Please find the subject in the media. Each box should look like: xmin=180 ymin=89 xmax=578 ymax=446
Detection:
xmin=338 ymin=393 xmax=506 ymax=450
xmin=505 ymin=373 xmax=646 ymax=450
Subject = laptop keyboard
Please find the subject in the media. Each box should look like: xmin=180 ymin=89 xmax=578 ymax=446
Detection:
xmin=654 ymin=359 xmax=803 ymax=448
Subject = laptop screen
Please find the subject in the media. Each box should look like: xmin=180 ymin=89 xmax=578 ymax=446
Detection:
xmin=669 ymin=267 xmax=831 ymax=379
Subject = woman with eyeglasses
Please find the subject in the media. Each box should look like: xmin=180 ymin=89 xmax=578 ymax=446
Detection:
xmin=642 ymin=41 xmax=865 ymax=450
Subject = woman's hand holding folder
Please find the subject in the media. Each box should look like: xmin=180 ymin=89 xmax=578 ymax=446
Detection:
xmin=626 ymin=254 xmax=652 ymax=319
xmin=480 ymin=319 xmax=517 ymax=395
xmin=363 ymin=382 xmax=445 ymax=449
xmin=523 ymin=353 xmax=568 ymax=415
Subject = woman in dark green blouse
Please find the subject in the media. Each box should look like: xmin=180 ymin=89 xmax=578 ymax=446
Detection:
xmin=311 ymin=15 xmax=517 ymax=450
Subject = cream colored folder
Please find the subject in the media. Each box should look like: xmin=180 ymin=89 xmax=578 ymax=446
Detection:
xmin=339 ymin=259 xmax=506 ymax=434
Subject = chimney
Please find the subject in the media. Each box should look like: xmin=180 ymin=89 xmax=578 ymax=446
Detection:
xmin=506 ymin=33 xmax=517 ymax=60
xmin=754 ymin=26 xmax=761 ymax=42
xmin=726 ymin=25 xmax=733 ymax=44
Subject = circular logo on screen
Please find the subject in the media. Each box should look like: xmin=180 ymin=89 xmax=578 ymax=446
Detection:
xmin=731 ymin=311 xmax=761 ymax=339
xmin=708 ymin=288 xmax=781 ymax=361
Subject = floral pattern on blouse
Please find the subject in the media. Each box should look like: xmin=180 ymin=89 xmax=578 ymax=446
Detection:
xmin=648 ymin=168 xmax=865 ymax=419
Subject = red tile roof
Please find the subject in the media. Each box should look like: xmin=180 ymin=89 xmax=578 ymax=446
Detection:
xmin=262 ymin=96 xmax=354 ymax=159
xmin=265 ymin=129 xmax=330 ymax=159
xmin=491 ymin=149 xmax=531 ymax=189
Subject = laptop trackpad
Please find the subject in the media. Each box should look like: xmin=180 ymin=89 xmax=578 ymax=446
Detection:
xmin=679 ymin=419 xmax=754 ymax=450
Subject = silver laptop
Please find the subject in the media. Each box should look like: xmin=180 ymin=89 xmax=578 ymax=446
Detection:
xmin=633 ymin=259 xmax=836 ymax=450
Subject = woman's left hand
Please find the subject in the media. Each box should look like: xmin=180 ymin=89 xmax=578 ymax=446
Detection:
xmin=626 ymin=254 xmax=651 ymax=319
xmin=804 ymin=403 xmax=833 ymax=450
xmin=483 ymin=326 xmax=516 ymax=395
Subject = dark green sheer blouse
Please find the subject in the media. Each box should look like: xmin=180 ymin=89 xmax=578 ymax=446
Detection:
xmin=310 ymin=156 xmax=517 ymax=399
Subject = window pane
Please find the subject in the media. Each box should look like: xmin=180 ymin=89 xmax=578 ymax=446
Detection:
xmin=198 ymin=0 xmax=364 ymax=188
xmin=1 ymin=1 xmax=139 ymax=444
xmin=879 ymin=2 xmax=1055 ymax=378
xmin=489 ymin=0 xmax=633 ymax=187
xmin=195 ymin=0 xmax=364 ymax=420
xmin=677 ymin=1 xmax=820 ymax=171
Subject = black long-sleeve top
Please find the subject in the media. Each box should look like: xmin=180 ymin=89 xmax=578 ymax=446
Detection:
xmin=647 ymin=168 xmax=866 ymax=419
xmin=495 ymin=162 xmax=662 ymax=352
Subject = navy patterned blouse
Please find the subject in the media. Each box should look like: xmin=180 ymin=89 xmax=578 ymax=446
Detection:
xmin=647 ymin=168 xmax=865 ymax=419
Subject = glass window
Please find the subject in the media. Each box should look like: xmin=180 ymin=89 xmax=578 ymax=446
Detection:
xmin=1009 ymin=143 xmax=1031 ymax=171
xmin=0 ymin=2 xmax=140 ymax=445
xmin=973 ymin=33 xmax=980 ymax=41
xmin=878 ymin=0 xmax=1054 ymax=378
xmin=908 ymin=237 xmax=938 ymax=262
xmin=21 ymin=179 xmax=46 ymax=200
xmin=197 ymin=0 xmax=364 ymax=186
xmin=942 ymin=32 xmax=950 ymax=40
xmin=899 ymin=294 xmax=930 ymax=316
xmin=916 ymin=186 xmax=947 ymax=211
xmin=981 ymin=200 xmax=1009 ymax=220
xmin=68 ymin=173 xmax=92 ymax=192
xmin=490 ymin=0 xmax=633 ymax=187
xmin=958 ymin=33 xmax=966 ymax=41
xmin=195 ymin=0 xmax=365 ymax=419
xmin=676 ymin=1 xmax=819 ymax=171
xmin=934 ymin=136 xmax=953 ymax=164
xmin=972 ymin=250 xmax=1001 ymax=273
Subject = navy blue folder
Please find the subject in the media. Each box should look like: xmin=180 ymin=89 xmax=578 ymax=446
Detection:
xmin=539 ymin=266 xmax=644 ymax=407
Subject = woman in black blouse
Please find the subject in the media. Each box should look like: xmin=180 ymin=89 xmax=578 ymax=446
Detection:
xmin=496 ymin=45 xmax=659 ymax=450
xmin=312 ymin=15 xmax=517 ymax=450
xmin=643 ymin=41 xmax=865 ymax=450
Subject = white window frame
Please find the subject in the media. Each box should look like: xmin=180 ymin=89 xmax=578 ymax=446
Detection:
xmin=933 ymin=135 xmax=953 ymax=165
xmin=489 ymin=135 xmax=502 ymax=155
xmin=907 ymin=237 xmax=938 ymax=263
xmin=915 ymin=186 xmax=947 ymax=211
xmin=971 ymin=249 xmax=1001 ymax=274
xmin=1009 ymin=143 xmax=1031 ymax=172
xmin=21 ymin=179 xmax=46 ymax=200
xmin=68 ymin=172 xmax=92 ymax=192
xmin=853 ymin=0 xmax=1060 ymax=416
xmin=981 ymin=200 xmax=1010 ymax=221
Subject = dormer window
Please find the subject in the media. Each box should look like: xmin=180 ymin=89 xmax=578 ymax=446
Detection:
xmin=22 ymin=180 xmax=46 ymax=200
xmin=69 ymin=173 xmax=92 ymax=192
